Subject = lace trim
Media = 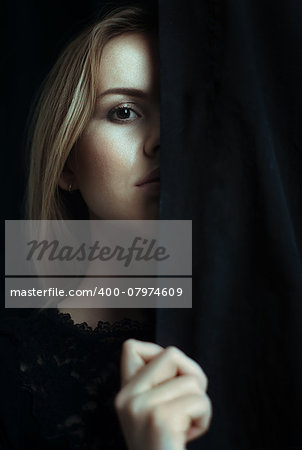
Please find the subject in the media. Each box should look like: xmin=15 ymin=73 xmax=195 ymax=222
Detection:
xmin=10 ymin=308 xmax=154 ymax=448
xmin=53 ymin=308 xmax=154 ymax=335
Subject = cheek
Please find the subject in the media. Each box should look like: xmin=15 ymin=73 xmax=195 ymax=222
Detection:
xmin=73 ymin=124 xmax=141 ymax=191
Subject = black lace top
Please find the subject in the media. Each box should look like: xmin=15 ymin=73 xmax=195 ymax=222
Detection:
xmin=0 ymin=309 xmax=156 ymax=450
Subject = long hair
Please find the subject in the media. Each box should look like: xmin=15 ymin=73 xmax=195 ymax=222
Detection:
xmin=25 ymin=6 xmax=157 ymax=220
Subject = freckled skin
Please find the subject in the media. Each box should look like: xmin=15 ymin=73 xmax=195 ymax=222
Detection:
xmin=63 ymin=32 xmax=160 ymax=220
xmin=57 ymin=32 xmax=160 ymax=326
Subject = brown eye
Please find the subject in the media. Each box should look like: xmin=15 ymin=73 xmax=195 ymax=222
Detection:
xmin=116 ymin=107 xmax=131 ymax=119
xmin=108 ymin=105 xmax=141 ymax=122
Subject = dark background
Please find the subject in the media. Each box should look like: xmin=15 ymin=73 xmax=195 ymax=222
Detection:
xmin=3 ymin=1 xmax=302 ymax=449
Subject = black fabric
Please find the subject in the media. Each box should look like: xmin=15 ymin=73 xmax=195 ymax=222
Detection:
xmin=0 ymin=309 xmax=155 ymax=449
xmin=157 ymin=1 xmax=302 ymax=449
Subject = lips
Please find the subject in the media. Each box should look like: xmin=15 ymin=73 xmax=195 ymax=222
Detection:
xmin=136 ymin=167 xmax=160 ymax=186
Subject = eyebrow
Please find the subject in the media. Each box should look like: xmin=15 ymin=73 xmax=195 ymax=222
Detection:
xmin=97 ymin=88 xmax=148 ymax=99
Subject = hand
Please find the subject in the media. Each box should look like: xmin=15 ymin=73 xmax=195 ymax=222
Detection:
xmin=114 ymin=339 xmax=212 ymax=450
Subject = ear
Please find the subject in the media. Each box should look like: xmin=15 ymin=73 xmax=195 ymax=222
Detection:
xmin=58 ymin=153 xmax=79 ymax=192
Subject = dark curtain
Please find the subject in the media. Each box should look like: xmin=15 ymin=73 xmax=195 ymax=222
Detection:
xmin=3 ymin=0 xmax=302 ymax=449
xmin=157 ymin=1 xmax=302 ymax=449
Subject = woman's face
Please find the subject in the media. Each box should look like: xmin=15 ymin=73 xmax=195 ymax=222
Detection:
xmin=62 ymin=32 xmax=160 ymax=219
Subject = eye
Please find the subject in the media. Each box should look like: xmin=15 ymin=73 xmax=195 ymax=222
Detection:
xmin=107 ymin=105 xmax=141 ymax=123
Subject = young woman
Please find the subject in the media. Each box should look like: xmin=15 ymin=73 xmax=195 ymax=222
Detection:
xmin=2 ymin=6 xmax=212 ymax=449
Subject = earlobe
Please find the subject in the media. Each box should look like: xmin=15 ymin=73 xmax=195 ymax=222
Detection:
xmin=58 ymin=163 xmax=78 ymax=192
xmin=58 ymin=174 xmax=78 ymax=192
xmin=58 ymin=170 xmax=79 ymax=191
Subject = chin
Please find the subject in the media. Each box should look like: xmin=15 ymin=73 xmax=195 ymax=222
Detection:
xmin=139 ymin=208 xmax=159 ymax=220
xmin=88 ymin=201 xmax=160 ymax=220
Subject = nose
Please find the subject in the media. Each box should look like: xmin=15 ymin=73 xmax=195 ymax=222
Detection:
xmin=143 ymin=109 xmax=160 ymax=158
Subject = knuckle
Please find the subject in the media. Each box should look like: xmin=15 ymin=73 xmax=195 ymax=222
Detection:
xmin=200 ymin=371 xmax=208 ymax=391
xmin=194 ymin=364 xmax=208 ymax=391
xmin=188 ymin=374 xmax=204 ymax=392
xmin=165 ymin=345 xmax=182 ymax=359
xmin=204 ymin=373 xmax=209 ymax=387
xmin=114 ymin=392 xmax=142 ymax=419
xmin=125 ymin=395 xmax=142 ymax=418
xmin=202 ymin=395 xmax=213 ymax=430
xmin=113 ymin=392 xmax=124 ymax=411
xmin=122 ymin=338 xmax=136 ymax=352
xmin=147 ymin=404 xmax=166 ymax=429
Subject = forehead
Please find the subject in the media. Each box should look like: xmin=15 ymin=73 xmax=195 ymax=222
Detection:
xmin=98 ymin=32 xmax=159 ymax=94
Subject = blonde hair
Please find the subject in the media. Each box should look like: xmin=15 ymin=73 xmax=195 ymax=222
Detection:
xmin=25 ymin=6 xmax=157 ymax=220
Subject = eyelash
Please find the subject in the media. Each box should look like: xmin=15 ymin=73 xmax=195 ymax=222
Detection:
xmin=107 ymin=104 xmax=142 ymax=123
